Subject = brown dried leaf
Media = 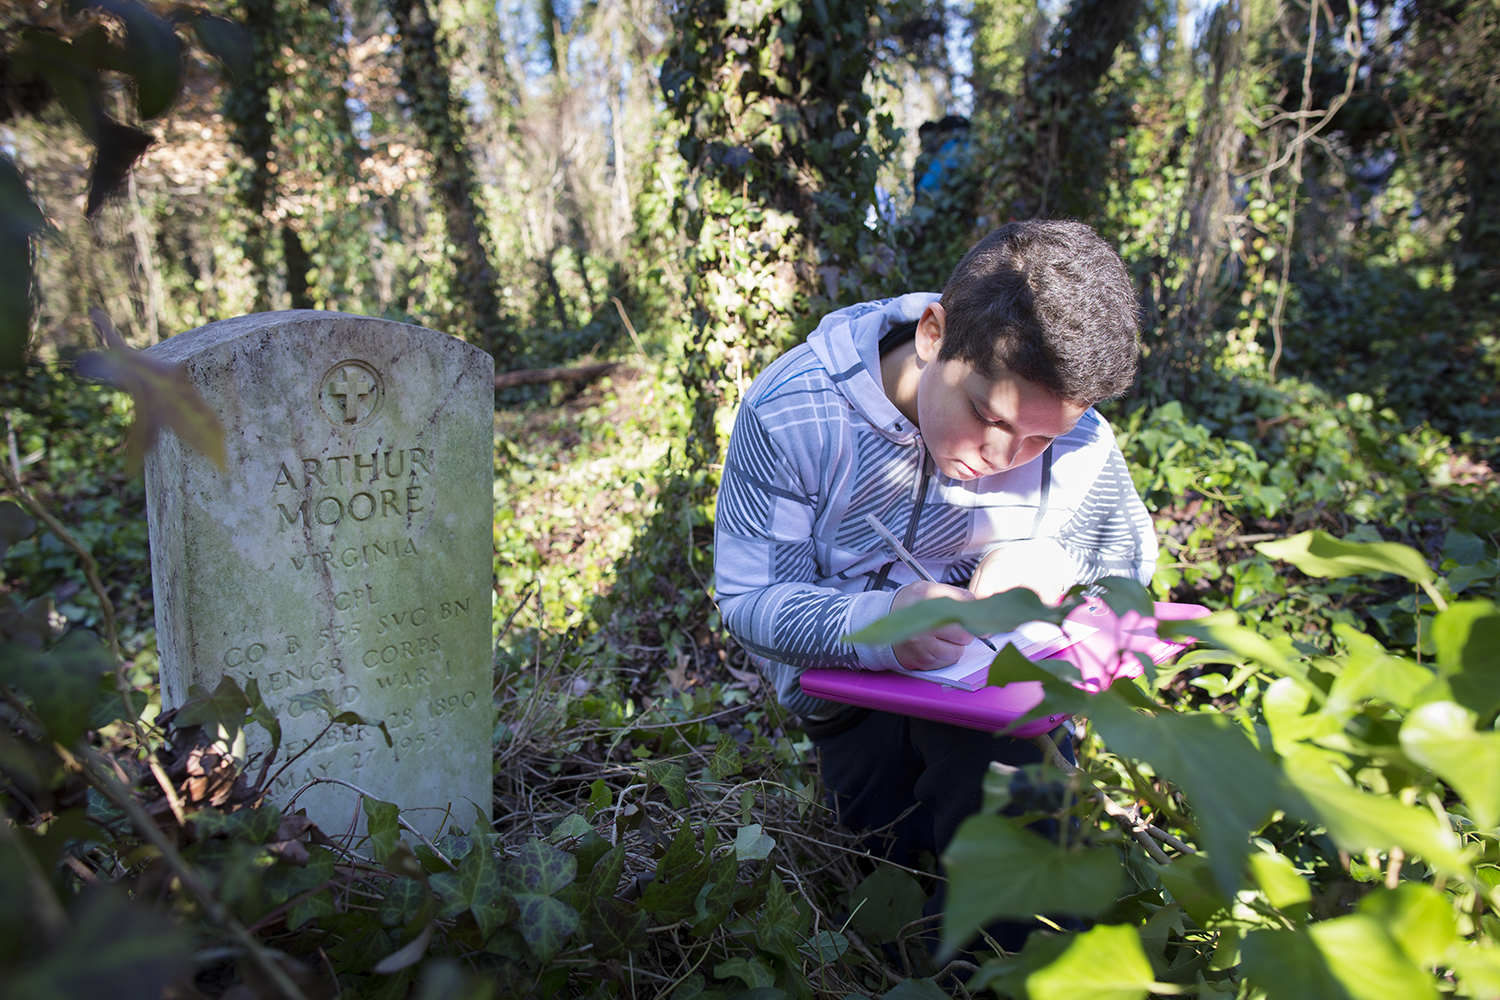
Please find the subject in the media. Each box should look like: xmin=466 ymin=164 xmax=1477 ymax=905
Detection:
xmin=74 ymin=309 xmax=226 ymax=471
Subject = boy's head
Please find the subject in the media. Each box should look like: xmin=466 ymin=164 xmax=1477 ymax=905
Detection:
xmin=938 ymin=220 xmax=1141 ymax=407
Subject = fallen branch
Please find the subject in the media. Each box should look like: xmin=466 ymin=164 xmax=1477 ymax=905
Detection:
xmin=494 ymin=362 xmax=621 ymax=389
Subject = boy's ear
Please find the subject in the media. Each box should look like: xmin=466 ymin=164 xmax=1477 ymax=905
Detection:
xmin=915 ymin=303 xmax=946 ymax=362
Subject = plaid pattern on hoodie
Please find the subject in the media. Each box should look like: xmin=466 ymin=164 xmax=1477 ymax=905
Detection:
xmin=713 ymin=293 xmax=1158 ymax=717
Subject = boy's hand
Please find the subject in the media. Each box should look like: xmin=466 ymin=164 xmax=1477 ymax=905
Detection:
xmin=969 ymin=539 xmax=1074 ymax=605
xmin=889 ymin=580 xmax=981 ymax=670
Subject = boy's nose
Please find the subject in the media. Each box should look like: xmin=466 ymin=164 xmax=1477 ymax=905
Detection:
xmin=981 ymin=432 xmax=1022 ymax=472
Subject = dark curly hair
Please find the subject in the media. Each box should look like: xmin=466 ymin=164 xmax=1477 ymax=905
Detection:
xmin=938 ymin=220 xmax=1141 ymax=406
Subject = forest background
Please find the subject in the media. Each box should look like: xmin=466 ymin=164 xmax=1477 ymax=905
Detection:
xmin=2 ymin=0 xmax=1500 ymax=998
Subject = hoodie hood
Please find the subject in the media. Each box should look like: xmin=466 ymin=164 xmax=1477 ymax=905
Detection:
xmin=804 ymin=292 xmax=940 ymax=445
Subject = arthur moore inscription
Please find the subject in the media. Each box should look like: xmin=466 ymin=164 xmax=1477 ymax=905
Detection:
xmin=144 ymin=312 xmax=494 ymax=836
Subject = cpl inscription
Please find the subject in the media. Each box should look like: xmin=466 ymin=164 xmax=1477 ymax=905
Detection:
xmin=319 ymin=359 xmax=384 ymax=427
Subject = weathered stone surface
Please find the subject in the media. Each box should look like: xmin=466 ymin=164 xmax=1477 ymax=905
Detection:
xmin=144 ymin=311 xmax=493 ymax=835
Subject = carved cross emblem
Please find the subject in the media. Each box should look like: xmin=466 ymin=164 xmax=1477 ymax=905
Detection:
xmin=329 ymin=368 xmax=374 ymax=422
xmin=318 ymin=360 xmax=382 ymax=427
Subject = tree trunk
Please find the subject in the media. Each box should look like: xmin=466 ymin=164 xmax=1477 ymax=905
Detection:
xmin=387 ymin=0 xmax=512 ymax=361
xmin=224 ymin=0 xmax=278 ymax=313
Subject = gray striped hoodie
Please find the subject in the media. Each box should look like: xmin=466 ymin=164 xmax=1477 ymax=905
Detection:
xmin=713 ymin=293 xmax=1158 ymax=717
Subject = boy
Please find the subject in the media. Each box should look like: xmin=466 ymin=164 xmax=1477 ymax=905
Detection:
xmin=712 ymin=220 xmax=1157 ymax=948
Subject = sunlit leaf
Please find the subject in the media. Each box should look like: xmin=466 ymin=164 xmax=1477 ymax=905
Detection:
xmin=1257 ymin=530 xmax=1433 ymax=583
xmin=174 ymin=675 xmax=251 ymax=741
xmin=1022 ymin=924 xmax=1162 ymax=1000
xmin=1283 ymin=752 xmax=1468 ymax=876
xmin=1309 ymin=914 xmax=1440 ymax=1000
xmin=1088 ymin=698 xmax=1306 ymax=895
xmin=1399 ymin=701 xmax=1500 ymax=829
xmin=1240 ymin=929 xmax=1351 ymax=1000
xmin=1248 ymin=852 xmax=1311 ymax=915
xmin=1325 ymin=625 xmax=1433 ymax=714
xmin=941 ymin=814 xmax=1122 ymax=957
xmin=74 ymin=309 xmax=226 ymax=471
xmin=1356 ymin=884 xmax=1458 ymax=967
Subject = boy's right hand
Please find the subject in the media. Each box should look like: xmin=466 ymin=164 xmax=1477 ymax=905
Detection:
xmin=889 ymin=581 xmax=981 ymax=670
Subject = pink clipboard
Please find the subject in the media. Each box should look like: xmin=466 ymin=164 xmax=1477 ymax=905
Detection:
xmin=798 ymin=599 xmax=1210 ymax=735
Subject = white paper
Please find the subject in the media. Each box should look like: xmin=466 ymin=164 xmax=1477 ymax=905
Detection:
xmin=890 ymin=619 xmax=1099 ymax=690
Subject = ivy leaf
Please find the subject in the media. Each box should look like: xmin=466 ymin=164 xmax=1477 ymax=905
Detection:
xmin=502 ymin=840 xmax=577 ymax=896
xmin=1257 ymin=530 xmax=1433 ymax=584
xmin=754 ymin=874 xmax=808 ymax=968
xmin=191 ymin=804 xmax=281 ymax=843
xmin=882 ymin=978 xmax=948 ymax=1000
xmin=363 ymin=796 xmax=404 ymax=864
xmin=0 ymin=500 xmax=37 ymax=559
xmin=582 ymin=843 xmax=627 ymax=902
xmin=690 ymin=850 xmax=739 ymax=935
xmin=710 ymin=734 xmax=744 ymax=778
xmin=734 ymin=823 xmax=776 ymax=862
xmin=378 ymin=878 xmax=426 ymax=928
xmin=174 ymin=675 xmax=251 ymax=742
xmin=0 ymin=158 xmax=48 ymax=370
xmin=93 ymin=0 xmax=183 ymax=119
xmin=242 ymin=678 xmax=281 ymax=756
xmin=586 ymin=778 xmax=612 ymax=819
xmin=584 ymin=895 xmax=648 ymax=959
xmin=941 ymin=814 xmax=1122 ymax=958
xmin=286 ymin=689 xmax=393 ymax=746
xmin=512 ymin=894 xmax=579 ymax=963
xmin=431 ymin=842 xmax=515 ymax=941
xmin=715 ymin=955 xmax=777 ymax=990
xmin=646 ymin=761 xmax=688 ymax=807
xmin=849 ymin=864 xmax=927 ymax=944
xmin=1431 ymin=600 xmax=1500 ymax=718
xmin=1095 ymin=576 xmax=1154 ymax=618
xmin=1399 ymin=701 xmax=1500 ymax=829
xmin=188 ymin=14 xmax=251 ymax=80
xmin=0 ymin=629 xmax=113 ymax=747
xmin=74 ymin=309 xmax=226 ymax=471
xmin=1325 ymin=625 xmax=1433 ymax=714
xmin=3 ymin=887 xmax=190 ymax=1000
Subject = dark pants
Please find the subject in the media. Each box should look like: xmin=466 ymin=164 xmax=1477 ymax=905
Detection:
xmin=805 ymin=707 xmax=1074 ymax=955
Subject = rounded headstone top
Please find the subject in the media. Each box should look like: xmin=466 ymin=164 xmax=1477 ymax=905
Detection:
xmin=143 ymin=310 xmax=488 ymax=366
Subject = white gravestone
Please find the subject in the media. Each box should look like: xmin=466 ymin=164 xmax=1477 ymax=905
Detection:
xmin=143 ymin=311 xmax=494 ymax=835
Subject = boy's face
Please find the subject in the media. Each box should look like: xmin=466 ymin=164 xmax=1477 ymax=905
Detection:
xmin=912 ymin=305 xmax=1086 ymax=481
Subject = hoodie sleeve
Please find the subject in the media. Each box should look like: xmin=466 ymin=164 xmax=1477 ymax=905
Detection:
xmin=1052 ymin=445 xmax=1158 ymax=586
xmin=713 ymin=401 xmax=902 ymax=672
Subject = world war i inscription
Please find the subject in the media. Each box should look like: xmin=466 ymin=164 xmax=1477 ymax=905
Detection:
xmin=144 ymin=311 xmax=494 ymax=835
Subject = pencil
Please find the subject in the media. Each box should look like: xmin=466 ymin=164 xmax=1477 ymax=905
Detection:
xmin=863 ymin=513 xmax=999 ymax=651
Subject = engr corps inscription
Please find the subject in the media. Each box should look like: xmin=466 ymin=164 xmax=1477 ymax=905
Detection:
xmin=144 ymin=311 xmax=493 ymax=837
